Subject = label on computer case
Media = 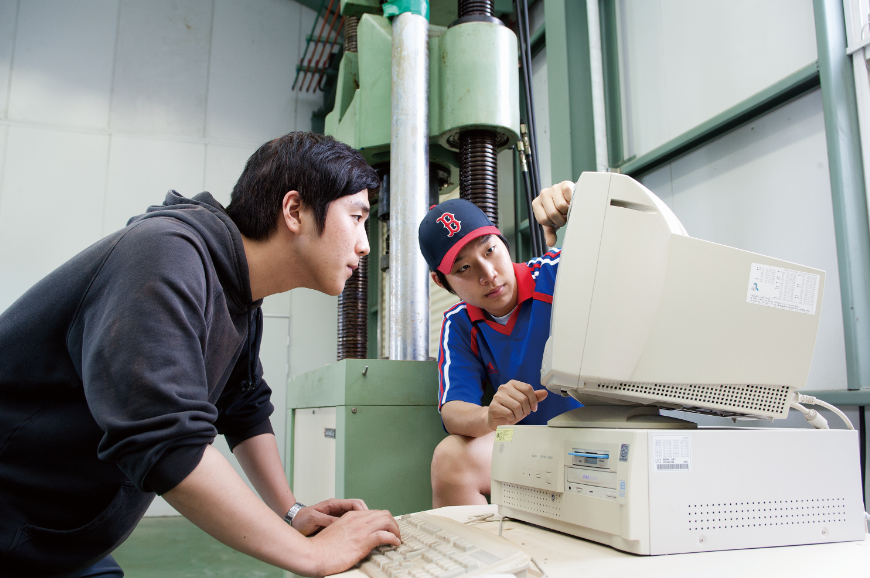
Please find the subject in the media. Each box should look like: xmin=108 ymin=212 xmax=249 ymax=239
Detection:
xmin=651 ymin=435 xmax=691 ymax=472
xmin=746 ymin=263 xmax=820 ymax=315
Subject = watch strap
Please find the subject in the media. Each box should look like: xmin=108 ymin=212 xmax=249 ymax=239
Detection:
xmin=284 ymin=502 xmax=306 ymax=525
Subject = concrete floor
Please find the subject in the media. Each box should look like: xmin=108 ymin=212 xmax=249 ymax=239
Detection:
xmin=113 ymin=517 xmax=283 ymax=578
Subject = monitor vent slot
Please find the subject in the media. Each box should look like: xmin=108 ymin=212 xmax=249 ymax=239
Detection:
xmin=594 ymin=382 xmax=792 ymax=417
xmin=502 ymin=483 xmax=563 ymax=519
xmin=687 ymin=498 xmax=848 ymax=531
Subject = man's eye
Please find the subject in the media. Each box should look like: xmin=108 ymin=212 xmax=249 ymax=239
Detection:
xmin=487 ymin=245 xmax=496 ymax=254
xmin=457 ymin=265 xmax=469 ymax=273
xmin=353 ymin=215 xmax=363 ymax=222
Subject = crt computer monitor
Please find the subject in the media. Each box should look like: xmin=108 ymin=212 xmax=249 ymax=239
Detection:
xmin=539 ymin=172 xmax=825 ymax=428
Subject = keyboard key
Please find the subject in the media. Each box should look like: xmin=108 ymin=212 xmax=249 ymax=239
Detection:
xmin=451 ymin=539 xmax=475 ymax=552
xmin=360 ymin=562 xmax=388 ymax=578
xmin=372 ymin=555 xmax=390 ymax=568
xmin=421 ymin=551 xmax=442 ymax=563
xmin=454 ymin=556 xmax=480 ymax=570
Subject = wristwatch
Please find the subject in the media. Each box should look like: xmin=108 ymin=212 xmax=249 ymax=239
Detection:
xmin=284 ymin=502 xmax=306 ymax=525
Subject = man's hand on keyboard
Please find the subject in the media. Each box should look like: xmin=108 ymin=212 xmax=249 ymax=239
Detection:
xmin=487 ymin=380 xmax=548 ymax=431
xmin=292 ymin=498 xmax=368 ymax=537
xmin=310 ymin=509 xmax=401 ymax=576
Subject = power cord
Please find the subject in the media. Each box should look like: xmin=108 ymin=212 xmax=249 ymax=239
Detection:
xmin=792 ymin=393 xmax=855 ymax=430
xmin=790 ymin=401 xmax=829 ymax=429
xmin=530 ymin=556 xmax=548 ymax=578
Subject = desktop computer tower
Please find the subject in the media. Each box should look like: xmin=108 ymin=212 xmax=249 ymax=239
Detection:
xmin=490 ymin=425 xmax=865 ymax=555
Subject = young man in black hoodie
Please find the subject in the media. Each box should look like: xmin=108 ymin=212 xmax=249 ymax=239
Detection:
xmin=0 ymin=132 xmax=400 ymax=577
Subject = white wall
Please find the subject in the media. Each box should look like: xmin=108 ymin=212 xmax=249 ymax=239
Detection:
xmin=616 ymin=0 xmax=818 ymax=159
xmin=0 ymin=0 xmax=338 ymax=517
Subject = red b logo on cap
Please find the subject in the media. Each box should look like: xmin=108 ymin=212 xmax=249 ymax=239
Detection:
xmin=436 ymin=212 xmax=461 ymax=237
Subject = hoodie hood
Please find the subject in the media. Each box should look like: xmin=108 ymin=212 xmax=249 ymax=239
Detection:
xmin=127 ymin=190 xmax=260 ymax=316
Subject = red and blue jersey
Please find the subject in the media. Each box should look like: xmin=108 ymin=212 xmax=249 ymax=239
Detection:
xmin=436 ymin=249 xmax=581 ymax=425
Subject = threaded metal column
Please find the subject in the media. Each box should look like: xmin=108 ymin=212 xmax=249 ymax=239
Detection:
xmin=457 ymin=0 xmax=499 ymax=226
xmin=335 ymin=13 xmax=365 ymax=361
xmin=458 ymin=0 xmax=493 ymax=15
xmin=459 ymin=131 xmax=499 ymax=225
xmin=344 ymin=16 xmax=359 ymax=53
xmin=337 ymin=245 xmax=368 ymax=360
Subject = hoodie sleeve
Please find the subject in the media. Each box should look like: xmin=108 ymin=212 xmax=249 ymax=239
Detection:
xmin=73 ymin=220 xmax=225 ymax=495
xmin=215 ymin=307 xmax=275 ymax=451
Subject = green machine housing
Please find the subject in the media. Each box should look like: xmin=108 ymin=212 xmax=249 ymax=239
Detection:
xmin=285 ymin=359 xmax=446 ymax=515
xmin=325 ymin=3 xmax=521 ymax=191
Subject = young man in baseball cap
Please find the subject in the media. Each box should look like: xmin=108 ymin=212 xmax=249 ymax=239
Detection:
xmin=419 ymin=182 xmax=579 ymax=506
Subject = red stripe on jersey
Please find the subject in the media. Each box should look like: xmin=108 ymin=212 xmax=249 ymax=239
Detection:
xmin=533 ymin=292 xmax=553 ymax=303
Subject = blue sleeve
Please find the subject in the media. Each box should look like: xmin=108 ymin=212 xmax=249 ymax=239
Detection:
xmin=437 ymin=307 xmax=488 ymax=411
xmin=528 ymin=248 xmax=561 ymax=287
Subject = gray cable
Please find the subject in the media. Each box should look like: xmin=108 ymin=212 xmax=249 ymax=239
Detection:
xmin=531 ymin=556 xmax=548 ymax=578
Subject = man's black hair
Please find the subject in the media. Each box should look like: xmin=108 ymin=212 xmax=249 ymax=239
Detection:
xmin=432 ymin=234 xmax=511 ymax=296
xmin=226 ymin=132 xmax=380 ymax=241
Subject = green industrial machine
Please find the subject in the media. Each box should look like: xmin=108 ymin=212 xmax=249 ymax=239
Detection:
xmin=286 ymin=359 xmax=445 ymax=514
xmin=286 ymin=0 xmax=521 ymax=523
xmin=325 ymin=4 xmax=520 ymax=194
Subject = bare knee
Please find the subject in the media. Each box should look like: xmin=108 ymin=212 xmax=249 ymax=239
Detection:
xmin=431 ymin=434 xmax=493 ymax=507
xmin=431 ymin=436 xmax=472 ymax=485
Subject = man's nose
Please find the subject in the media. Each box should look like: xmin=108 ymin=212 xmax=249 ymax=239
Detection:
xmin=479 ymin=262 xmax=496 ymax=284
xmin=357 ymin=227 xmax=370 ymax=257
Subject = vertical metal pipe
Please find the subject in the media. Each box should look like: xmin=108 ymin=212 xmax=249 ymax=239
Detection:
xmin=585 ymin=0 xmax=609 ymax=172
xmin=389 ymin=12 xmax=430 ymax=361
xmin=814 ymin=0 xmax=870 ymax=390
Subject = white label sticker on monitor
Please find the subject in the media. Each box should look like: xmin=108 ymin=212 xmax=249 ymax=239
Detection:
xmin=746 ymin=263 xmax=820 ymax=315
xmin=651 ymin=435 xmax=691 ymax=472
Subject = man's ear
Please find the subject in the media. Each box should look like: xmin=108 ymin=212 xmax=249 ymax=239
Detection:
xmin=430 ymin=271 xmax=445 ymax=290
xmin=282 ymin=191 xmax=303 ymax=234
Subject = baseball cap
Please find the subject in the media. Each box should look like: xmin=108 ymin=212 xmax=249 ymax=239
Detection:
xmin=418 ymin=198 xmax=502 ymax=275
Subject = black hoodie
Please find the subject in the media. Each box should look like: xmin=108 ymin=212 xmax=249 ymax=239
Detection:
xmin=0 ymin=191 xmax=274 ymax=577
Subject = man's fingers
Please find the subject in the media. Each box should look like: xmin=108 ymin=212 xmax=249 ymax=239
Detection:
xmin=372 ymin=529 xmax=401 ymax=548
xmin=498 ymin=388 xmax=529 ymax=421
xmin=532 ymin=196 xmax=552 ymax=228
xmin=490 ymin=400 xmax=520 ymax=425
xmin=542 ymin=225 xmax=558 ymax=248
xmin=542 ymin=194 xmax=567 ymax=229
xmin=505 ymin=387 xmax=532 ymax=417
xmin=506 ymin=380 xmax=541 ymax=413
xmin=535 ymin=389 xmax=548 ymax=403
xmin=559 ymin=180 xmax=575 ymax=203
xmin=310 ymin=510 xmax=338 ymax=528
xmin=497 ymin=396 xmax=524 ymax=422
xmin=321 ymin=498 xmax=368 ymax=514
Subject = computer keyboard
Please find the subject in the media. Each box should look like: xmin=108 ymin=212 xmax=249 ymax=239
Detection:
xmin=356 ymin=512 xmax=531 ymax=578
